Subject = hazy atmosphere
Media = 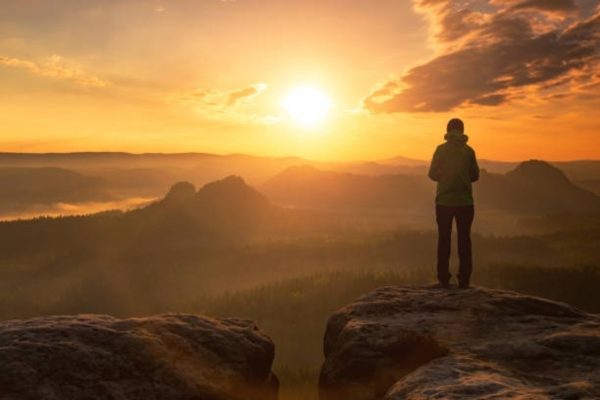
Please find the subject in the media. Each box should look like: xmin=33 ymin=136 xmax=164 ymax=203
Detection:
xmin=1 ymin=1 xmax=600 ymax=400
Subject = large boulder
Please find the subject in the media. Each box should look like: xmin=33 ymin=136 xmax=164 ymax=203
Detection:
xmin=0 ymin=313 xmax=278 ymax=400
xmin=319 ymin=286 xmax=600 ymax=400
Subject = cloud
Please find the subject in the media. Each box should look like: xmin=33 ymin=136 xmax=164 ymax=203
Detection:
xmin=174 ymin=82 xmax=277 ymax=125
xmin=0 ymin=55 xmax=108 ymax=88
xmin=226 ymin=83 xmax=268 ymax=105
xmin=363 ymin=0 xmax=600 ymax=113
xmin=183 ymin=83 xmax=267 ymax=108
xmin=498 ymin=0 xmax=577 ymax=13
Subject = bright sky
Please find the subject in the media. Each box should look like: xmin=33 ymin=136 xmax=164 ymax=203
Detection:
xmin=1 ymin=0 xmax=599 ymax=161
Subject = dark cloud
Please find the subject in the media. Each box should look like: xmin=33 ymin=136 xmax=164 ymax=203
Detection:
xmin=436 ymin=8 xmax=486 ymax=42
xmin=505 ymin=0 xmax=577 ymax=13
xmin=471 ymin=94 xmax=507 ymax=106
xmin=363 ymin=1 xmax=600 ymax=113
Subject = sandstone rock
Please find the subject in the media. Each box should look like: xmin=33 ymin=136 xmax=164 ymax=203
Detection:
xmin=319 ymin=286 xmax=600 ymax=400
xmin=0 ymin=313 xmax=277 ymax=400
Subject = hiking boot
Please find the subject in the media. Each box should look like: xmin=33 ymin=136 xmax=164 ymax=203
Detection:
xmin=458 ymin=282 xmax=470 ymax=289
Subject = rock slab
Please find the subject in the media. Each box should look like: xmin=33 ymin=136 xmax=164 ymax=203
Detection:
xmin=0 ymin=313 xmax=278 ymax=400
xmin=319 ymin=286 xmax=600 ymax=400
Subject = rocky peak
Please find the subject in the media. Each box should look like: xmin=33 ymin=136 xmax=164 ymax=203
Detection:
xmin=195 ymin=175 xmax=270 ymax=215
xmin=163 ymin=181 xmax=196 ymax=203
xmin=507 ymin=159 xmax=570 ymax=183
xmin=197 ymin=174 xmax=249 ymax=192
xmin=319 ymin=286 xmax=600 ymax=400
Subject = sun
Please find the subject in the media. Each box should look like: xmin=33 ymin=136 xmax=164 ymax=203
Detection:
xmin=282 ymin=86 xmax=332 ymax=129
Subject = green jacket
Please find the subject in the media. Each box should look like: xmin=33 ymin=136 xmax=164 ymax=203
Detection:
xmin=428 ymin=131 xmax=480 ymax=206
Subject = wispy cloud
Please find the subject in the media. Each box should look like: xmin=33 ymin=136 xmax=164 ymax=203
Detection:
xmin=225 ymin=83 xmax=267 ymax=106
xmin=0 ymin=55 xmax=108 ymax=88
xmin=174 ymin=82 xmax=278 ymax=125
xmin=181 ymin=83 xmax=268 ymax=108
xmin=363 ymin=0 xmax=600 ymax=113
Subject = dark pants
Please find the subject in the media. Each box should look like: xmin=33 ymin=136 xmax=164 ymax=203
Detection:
xmin=436 ymin=204 xmax=474 ymax=286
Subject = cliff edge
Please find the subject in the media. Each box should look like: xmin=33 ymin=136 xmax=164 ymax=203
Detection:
xmin=319 ymin=286 xmax=600 ymax=400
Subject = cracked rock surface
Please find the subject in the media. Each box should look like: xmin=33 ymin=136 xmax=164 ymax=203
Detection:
xmin=0 ymin=313 xmax=277 ymax=400
xmin=319 ymin=286 xmax=600 ymax=400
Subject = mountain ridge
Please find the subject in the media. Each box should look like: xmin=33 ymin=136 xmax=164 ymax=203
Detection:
xmin=262 ymin=160 xmax=600 ymax=214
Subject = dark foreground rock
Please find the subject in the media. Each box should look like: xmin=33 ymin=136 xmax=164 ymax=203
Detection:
xmin=0 ymin=313 xmax=278 ymax=400
xmin=319 ymin=286 xmax=600 ymax=400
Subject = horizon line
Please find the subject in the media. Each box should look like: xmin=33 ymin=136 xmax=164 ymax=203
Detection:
xmin=0 ymin=151 xmax=598 ymax=164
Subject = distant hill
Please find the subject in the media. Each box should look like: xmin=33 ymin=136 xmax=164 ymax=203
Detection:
xmin=0 ymin=175 xmax=273 ymax=275
xmin=330 ymin=159 xmax=519 ymax=177
xmin=477 ymin=160 xmax=600 ymax=213
xmin=151 ymin=175 xmax=271 ymax=218
xmin=331 ymin=162 xmax=428 ymax=176
xmin=376 ymin=155 xmax=428 ymax=167
xmin=478 ymin=159 xmax=520 ymax=174
xmin=0 ymin=153 xmax=312 ymax=218
xmin=0 ymin=152 xmax=598 ymax=220
xmin=261 ymin=161 xmax=600 ymax=214
xmin=0 ymin=152 xmax=315 ymax=187
xmin=0 ymin=174 xmax=272 ymax=253
xmin=261 ymin=165 xmax=433 ymax=211
xmin=80 ymin=167 xmax=177 ymax=197
xmin=551 ymin=160 xmax=600 ymax=195
xmin=0 ymin=167 xmax=111 ymax=211
xmin=374 ymin=154 xmax=519 ymax=174
xmin=128 ymin=175 xmax=271 ymax=241
xmin=0 ymin=150 xmax=596 ymax=184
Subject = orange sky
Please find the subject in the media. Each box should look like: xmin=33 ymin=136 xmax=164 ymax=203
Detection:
xmin=0 ymin=0 xmax=599 ymax=162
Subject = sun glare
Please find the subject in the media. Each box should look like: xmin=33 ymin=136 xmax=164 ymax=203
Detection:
xmin=282 ymin=86 xmax=332 ymax=129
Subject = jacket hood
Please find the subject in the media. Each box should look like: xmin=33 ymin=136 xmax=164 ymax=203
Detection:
xmin=444 ymin=131 xmax=469 ymax=143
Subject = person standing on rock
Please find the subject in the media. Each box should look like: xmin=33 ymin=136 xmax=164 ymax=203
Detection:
xmin=428 ymin=118 xmax=480 ymax=289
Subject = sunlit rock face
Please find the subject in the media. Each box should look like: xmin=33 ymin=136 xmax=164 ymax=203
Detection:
xmin=319 ymin=286 xmax=600 ymax=400
xmin=0 ymin=313 xmax=278 ymax=400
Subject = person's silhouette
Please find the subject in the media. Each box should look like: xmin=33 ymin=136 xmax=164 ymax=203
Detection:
xmin=428 ymin=118 xmax=479 ymax=288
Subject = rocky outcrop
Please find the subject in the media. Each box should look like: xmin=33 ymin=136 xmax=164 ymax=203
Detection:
xmin=319 ymin=286 xmax=600 ymax=400
xmin=163 ymin=181 xmax=197 ymax=203
xmin=0 ymin=313 xmax=277 ymax=400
